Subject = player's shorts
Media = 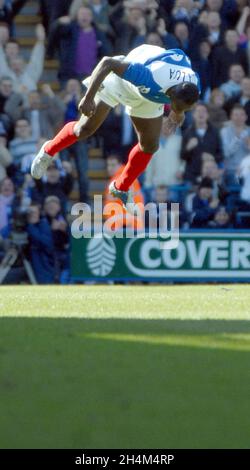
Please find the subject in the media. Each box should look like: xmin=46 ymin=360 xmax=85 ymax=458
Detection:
xmin=82 ymin=72 xmax=164 ymax=119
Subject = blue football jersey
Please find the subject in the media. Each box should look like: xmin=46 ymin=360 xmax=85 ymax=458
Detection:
xmin=121 ymin=45 xmax=201 ymax=104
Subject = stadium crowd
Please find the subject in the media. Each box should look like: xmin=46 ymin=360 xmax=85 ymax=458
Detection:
xmin=0 ymin=0 xmax=250 ymax=283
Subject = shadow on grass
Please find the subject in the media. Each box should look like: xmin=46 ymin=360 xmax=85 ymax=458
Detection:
xmin=0 ymin=318 xmax=250 ymax=449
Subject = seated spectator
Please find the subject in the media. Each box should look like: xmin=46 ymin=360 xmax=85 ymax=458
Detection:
xmin=200 ymin=158 xmax=228 ymax=204
xmin=209 ymin=205 xmax=233 ymax=229
xmin=47 ymin=6 xmax=112 ymax=83
xmin=9 ymin=118 xmax=38 ymax=183
xmin=220 ymin=63 xmax=245 ymax=100
xmin=144 ymin=115 xmax=183 ymax=189
xmin=0 ymin=124 xmax=12 ymax=181
xmin=181 ymin=103 xmax=224 ymax=183
xmin=23 ymin=85 xmax=65 ymax=140
xmin=104 ymin=153 xmax=144 ymax=232
xmin=44 ymin=196 xmax=70 ymax=283
xmin=189 ymin=177 xmax=220 ymax=228
xmin=207 ymin=88 xmax=228 ymax=128
xmin=30 ymin=161 xmax=73 ymax=213
xmin=146 ymin=184 xmax=182 ymax=231
xmin=70 ymin=0 xmax=111 ymax=35
xmin=0 ymin=176 xmax=15 ymax=238
xmin=0 ymin=24 xmax=46 ymax=93
xmin=212 ymin=29 xmax=248 ymax=87
xmin=224 ymin=77 xmax=250 ymax=125
xmin=221 ymin=104 xmax=250 ymax=186
xmin=27 ymin=203 xmax=55 ymax=284
xmin=0 ymin=75 xmax=24 ymax=123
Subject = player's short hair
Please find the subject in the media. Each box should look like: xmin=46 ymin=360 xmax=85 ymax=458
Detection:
xmin=171 ymin=82 xmax=200 ymax=107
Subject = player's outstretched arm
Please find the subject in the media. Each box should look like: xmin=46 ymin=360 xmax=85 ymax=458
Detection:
xmin=78 ymin=57 xmax=129 ymax=117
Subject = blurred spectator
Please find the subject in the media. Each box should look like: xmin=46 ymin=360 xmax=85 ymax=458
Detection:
xmin=0 ymin=176 xmax=15 ymax=238
xmin=207 ymin=88 xmax=228 ymax=128
xmin=0 ymin=75 xmax=24 ymax=122
xmin=47 ymin=6 xmax=112 ymax=83
xmin=236 ymin=5 xmax=250 ymax=73
xmin=60 ymin=78 xmax=89 ymax=203
xmin=221 ymin=104 xmax=250 ymax=185
xmin=0 ymin=22 xmax=9 ymax=46
xmin=70 ymin=0 xmax=111 ymax=35
xmin=135 ymin=19 xmax=179 ymax=50
xmin=27 ymin=203 xmax=55 ymax=283
xmin=220 ymin=64 xmax=245 ymax=100
xmin=112 ymin=1 xmax=151 ymax=54
xmin=181 ymin=103 xmax=224 ymax=183
xmin=205 ymin=11 xmax=223 ymax=47
xmin=171 ymin=0 xmax=200 ymax=23
xmin=205 ymin=0 xmax=239 ymax=28
xmin=23 ymin=85 xmax=65 ymax=140
xmin=146 ymin=184 xmax=175 ymax=232
xmin=144 ymin=116 xmax=183 ymax=189
xmin=189 ymin=177 xmax=220 ymax=228
xmin=173 ymin=21 xmax=190 ymax=53
xmin=30 ymin=161 xmax=73 ymax=213
xmin=212 ymin=30 xmax=248 ymax=87
xmin=224 ymin=77 xmax=250 ymax=125
xmin=0 ymin=124 xmax=12 ymax=181
xmin=4 ymin=38 xmax=19 ymax=61
xmin=239 ymin=153 xmax=250 ymax=205
xmin=43 ymin=195 xmax=70 ymax=283
xmin=104 ymin=153 xmax=144 ymax=231
xmin=0 ymin=24 xmax=46 ymax=93
xmin=39 ymin=0 xmax=73 ymax=31
xmin=209 ymin=205 xmax=233 ymax=228
xmin=192 ymin=39 xmax=212 ymax=98
xmin=153 ymin=18 xmax=179 ymax=49
xmin=200 ymin=158 xmax=228 ymax=203
xmin=9 ymin=118 xmax=37 ymax=183
xmin=0 ymin=0 xmax=28 ymax=31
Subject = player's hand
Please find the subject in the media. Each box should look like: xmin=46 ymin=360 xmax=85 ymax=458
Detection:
xmin=78 ymin=95 xmax=96 ymax=117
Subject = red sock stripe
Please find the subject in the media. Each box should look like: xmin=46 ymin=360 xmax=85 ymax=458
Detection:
xmin=45 ymin=121 xmax=78 ymax=156
xmin=115 ymin=143 xmax=153 ymax=191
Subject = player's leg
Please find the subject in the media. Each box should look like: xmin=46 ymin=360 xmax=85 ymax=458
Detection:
xmin=31 ymin=100 xmax=111 ymax=179
xmin=109 ymin=115 xmax=162 ymax=205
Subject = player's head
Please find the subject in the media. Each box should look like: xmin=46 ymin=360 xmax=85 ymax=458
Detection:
xmin=168 ymin=82 xmax=200 ymax=113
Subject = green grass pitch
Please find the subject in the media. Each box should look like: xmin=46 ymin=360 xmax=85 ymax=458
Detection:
xmin=0 ymin=284 xmax=250 ymax=449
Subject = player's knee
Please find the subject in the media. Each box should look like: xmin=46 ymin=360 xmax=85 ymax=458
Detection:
xmin=74 ymin=122 xmax=94 ymax=140
xmin=140 ymin=140 xmax=159 ymax=154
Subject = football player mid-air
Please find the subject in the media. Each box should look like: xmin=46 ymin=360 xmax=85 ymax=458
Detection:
xmin=31 ymin=44 xmax=200 ymax=208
